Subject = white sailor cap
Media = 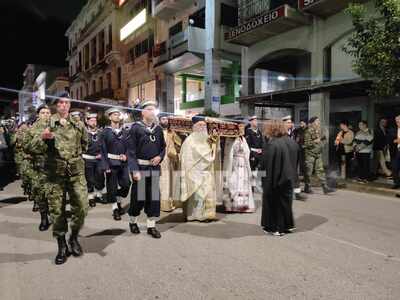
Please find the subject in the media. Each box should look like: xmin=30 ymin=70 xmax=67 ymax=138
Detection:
xmin=71 ymin=111 xmax=81 ymax=117
xmin=105 ymin=107 xmax=121 ymax=116
xmin=282 ymin=115 xmax=292 ymax=121
xmin=86 ymin=113 xmax=97 ymax=120
xmin=141 ymin=100 xmax=158 ymax=109
xmin=248 ymin=115 xmax=257 ymax=121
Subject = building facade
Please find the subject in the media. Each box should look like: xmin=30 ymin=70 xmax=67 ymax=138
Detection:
xmin=66 ymin=0 xmax=125 ymax=106
xmin=224 ymin=0 xmax=399 ymax=161
xmin=151 ymin=0 xmax=242 ymax=115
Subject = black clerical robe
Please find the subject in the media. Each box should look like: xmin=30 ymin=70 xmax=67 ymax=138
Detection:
xmin=260 ymin=136 xmax=296 ymax=233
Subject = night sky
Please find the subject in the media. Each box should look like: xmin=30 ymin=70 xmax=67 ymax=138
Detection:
xmin=0 ymin=0 xmax=87 ymax=92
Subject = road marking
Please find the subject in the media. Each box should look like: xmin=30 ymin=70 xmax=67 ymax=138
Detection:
xmin=310 ymin=231 xmax=400 ymax=263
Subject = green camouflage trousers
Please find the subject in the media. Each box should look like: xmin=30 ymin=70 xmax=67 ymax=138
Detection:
xmin=18 ymin=158 xmax=34 ymax=196
xmin=31 ymin=169 xmax=50 ymax=213
xmin=304 ymin=154 xmax=326 ymax=185
xmin=47 ymin=173 xmax=88 ymax=238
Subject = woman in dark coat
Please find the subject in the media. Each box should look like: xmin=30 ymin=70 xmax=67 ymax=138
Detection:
xmin=260 ymin=120 xmax=297 ymax=236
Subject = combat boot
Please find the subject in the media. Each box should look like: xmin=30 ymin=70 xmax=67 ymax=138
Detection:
xmin=89 ymin=198 xmax=96 ymax=207
xmin=322 ymin=184 xmax=335 ymax=195
xmin=32 ymin=201 xmax=39 ymax=212
xmin=304 ymin=184 xmax=313 ymax=194
xmin=69 ymin=232 xmax=83 ymax=257
xmin=39 ymin=211 xmax=50 ymax=231
xmin=55 ymin=236 xmax=70 ymax=265
xmin=117 ymin=202 xmax=125 ymax=216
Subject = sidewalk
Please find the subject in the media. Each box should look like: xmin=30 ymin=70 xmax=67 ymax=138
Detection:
xmin=338 ymin=177 xmax=399 ymax=198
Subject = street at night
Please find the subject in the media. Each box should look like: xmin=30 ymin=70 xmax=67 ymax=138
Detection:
xmin=1 ymin=0 xmax=400 ymax=299
xmin=1 ymin=182 xmax=400 ymax=300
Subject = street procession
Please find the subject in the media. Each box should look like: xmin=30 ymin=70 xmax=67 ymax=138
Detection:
xmin=1 ymin=0 xmax=400 ymax=299
xmin=5 ymin=90 xmax=333 ymax=265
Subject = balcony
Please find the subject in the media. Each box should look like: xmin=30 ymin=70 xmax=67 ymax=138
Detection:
xmin=225 ymin=5 xmax=310 ymax=46
xmin=84 ymin=88 xmax=114 ymax=101
xmin=298 ymin=0 xmax=368 ymax=18
xmin=152 ymin=0 xmax=193 ymax=20
xmin=153 ymin=41 xmax=168 ymax=66
xmin=153 ymin=26 xmax=206 ymax=73
xmin=171 ymin=26 xmax=205 ymax=57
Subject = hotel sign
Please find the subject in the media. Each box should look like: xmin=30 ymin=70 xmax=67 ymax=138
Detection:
xmin=225 ymin=6 xmax=285 ymax=41
xmin=299 ymin=0 xmax=323 ymax=9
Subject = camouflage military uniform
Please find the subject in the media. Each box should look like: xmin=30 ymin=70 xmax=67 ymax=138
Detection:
xmin=13 ymin=129 xmax=34 ymax=197
xmin=29 ymin=114 xmax=89 ymax=237
xmin=24 ymin=119 xmax=51 ymax=213
xmin=303 ymin=126 xmax=326 ymax=185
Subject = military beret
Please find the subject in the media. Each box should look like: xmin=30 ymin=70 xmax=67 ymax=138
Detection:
xmin=309 ymin=116 xmax=319 ymax=124
xmin=36 ymin=104 xmax=49 ymax=114
xmin=53 ymin=91 xmax=70 ymax=104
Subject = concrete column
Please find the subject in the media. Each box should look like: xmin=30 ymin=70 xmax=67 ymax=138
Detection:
xmin=241 ymin=47 xmax=249 ymax=97
xmin=310 ymin=17 xmax=324 ymax=85
xmin=309 ymin=92 xmax=330 ymax=164
xmin=204 ymin=0 xmax=221 ymax=114
xmin=159 ymin=74 xmax=175 ymax=113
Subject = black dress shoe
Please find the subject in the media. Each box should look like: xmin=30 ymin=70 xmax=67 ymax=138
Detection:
xmin=97 ymin=196 xmax=108 ymax=204
xmin=68 ymin=234 xmax=83 ymax=257
xmin=129 ymin=223 xmax=140 ymax=234
xmin=39 ymin=212 xmax=50 ymax=231
xmin=113 ymin=209 xmax=121 ymax=221
xmin=55 ymin=236 xmax=70 ymax=265
xmin=32 ymin=202 xmax=39 ymax=212
xmin=147 ymin=227 xmax=161 ymax=239
xmin=117 ymin=202 xmax=125 ymax=215
xmin=89 ymin=198 xmax=96 ymax=207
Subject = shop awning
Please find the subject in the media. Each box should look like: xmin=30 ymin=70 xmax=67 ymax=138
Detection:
xmin=239 ymin=79 xmax=372 ymax=104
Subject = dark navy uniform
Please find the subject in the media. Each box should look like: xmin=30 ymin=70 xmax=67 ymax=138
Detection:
xmin=83 ymin=127 xmax=105 ymax=206
xmin=245 ymin=127 xmax=263 ymax=170
xmin=101 ymin=126 xmax=131 ymax=204
xmin=126 ymin=121 xmax=166 ymax=218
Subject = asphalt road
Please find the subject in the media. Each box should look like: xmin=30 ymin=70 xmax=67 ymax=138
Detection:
xmin=1 ymin=180 xmax=400 ymax=300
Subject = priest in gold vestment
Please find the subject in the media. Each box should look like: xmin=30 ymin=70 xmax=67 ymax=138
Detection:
xmin=180 ymin=115 xmax=219 ymax=222
xmin=159 ymin=114 xmax=182 ymax=212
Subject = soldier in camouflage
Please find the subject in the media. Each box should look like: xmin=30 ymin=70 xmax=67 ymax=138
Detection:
xmin=24 ymin=105 xmax=52 ymax=231
xmin=303 ymin=116 xmax=335 ymax=195
xmin=30 ymin=92 xmax=89 ymax=265
xmin=12 ymin=123 xmax=37 ymax=209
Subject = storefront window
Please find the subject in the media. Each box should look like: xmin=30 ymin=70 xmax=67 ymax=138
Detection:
xmin=128 ymin=80 xmax=156 ymax=104
xmin=186 ymin=78 xmax=204 ymax=102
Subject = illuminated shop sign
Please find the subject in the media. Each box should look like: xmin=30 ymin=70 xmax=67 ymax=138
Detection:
xmin=225 ymin=6 xmax=285 ymax=41
xmin=120 ymin=9 xmax=146 ymax=41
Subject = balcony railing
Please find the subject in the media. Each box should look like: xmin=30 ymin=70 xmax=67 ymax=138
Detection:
xmin=298 ymin=0 xmax=368 ymax=17
xmin=152 ymin=0 xmax=193 ymax=19
xmin=153 ymin=41 xmax=167 ymax=57
xmin=84 ymin=88 xmax=114 ymax=101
